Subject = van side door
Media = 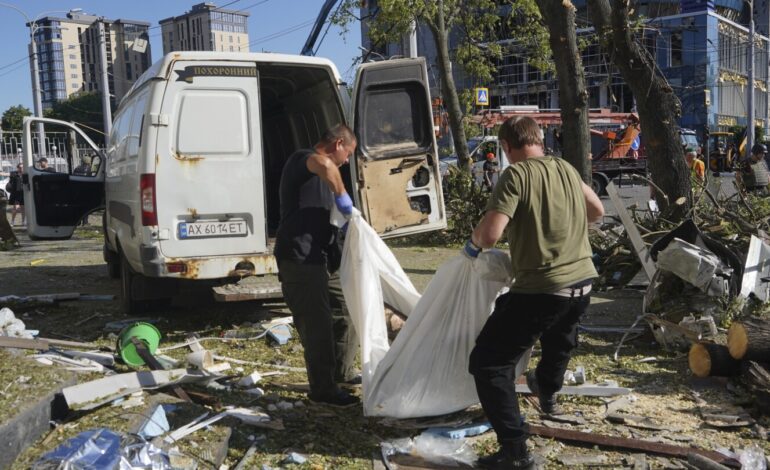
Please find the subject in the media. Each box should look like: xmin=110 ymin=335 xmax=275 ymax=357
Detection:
xmin=22 ymin=117 xmax=105 ymax=239
xmin=350 ymin=58 xmax=446 ymax=238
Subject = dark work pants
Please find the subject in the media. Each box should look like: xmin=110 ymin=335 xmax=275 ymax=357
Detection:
xmin=469 ymin=289 xmax=590 ymax=445
xmin=278 ymin=260 xmax=358 ymax=399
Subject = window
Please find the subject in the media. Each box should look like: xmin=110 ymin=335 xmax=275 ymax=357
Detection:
xmin=71 ymin=83 xmax=79 ymax=88
xmin=671 ymin=32 xmax=683 ymax=67
xmin=70 ymin=63 xmax=77 ymax=69
xmin=71 ymin=73 xmax=78 ymax=78
xmin=175 ymin=90 xmax=250 ymax=156
xmin=69 ymin=54 xmax=77 ymax=59
xmin=229 ymin=46 xmax=234 ymax=51
xmin=362 ymin=84 xmax=430 ymax=155
xmin=229 ymin=35 xmax=233 ymax=43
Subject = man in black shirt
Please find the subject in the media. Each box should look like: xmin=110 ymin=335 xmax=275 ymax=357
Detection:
xmin=274 ymin=124 xmax=360 ymax=408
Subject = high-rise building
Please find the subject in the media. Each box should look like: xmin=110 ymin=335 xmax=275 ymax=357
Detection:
xmin=32 ymin=10 xmax=152 ymax=110
xmin=159 ymin=2 xmax=250 ymax=54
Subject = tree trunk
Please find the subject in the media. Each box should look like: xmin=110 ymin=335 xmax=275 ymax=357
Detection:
xmin=429 ymin=1 xmax=470 ymax=171
xmin=688 ymin=343 xmax=742 ymax=378
xmin=535 ymin=0 xmax=591 ymax=183
xmin=742 ymin=361 xmax=770 ymax=415
xmin=728 ymin=319 xmax=770 ymax=361
xmin=587 ymin=0 xmax=691 ymax=218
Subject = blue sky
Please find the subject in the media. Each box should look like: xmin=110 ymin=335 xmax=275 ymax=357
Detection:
xmin=0 ymin=0 xmax=363 ymax=114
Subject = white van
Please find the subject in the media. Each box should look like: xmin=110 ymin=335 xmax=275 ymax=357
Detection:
xmin=22 ymin=52 xmax=446 ymax=312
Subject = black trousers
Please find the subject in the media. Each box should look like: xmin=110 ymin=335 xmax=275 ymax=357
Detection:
xmin=469 ymin=289 xmax=590 ymax=444
xmin=278 ymin=260 xmax=359 ymax=399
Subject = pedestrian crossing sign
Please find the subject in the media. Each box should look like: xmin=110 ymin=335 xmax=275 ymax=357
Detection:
xmin=475 ymin=87 xmax=489 ymax=106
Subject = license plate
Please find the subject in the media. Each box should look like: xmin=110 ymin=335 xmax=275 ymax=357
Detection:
xmin=178 ymin=220 xmax=247 ymax=239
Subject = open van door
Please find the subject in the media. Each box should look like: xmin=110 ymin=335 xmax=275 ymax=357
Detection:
xmin=22 ymin=117 xmax=105 ymax=239
xmin=351 ymin=58 xmax=446 ymax=238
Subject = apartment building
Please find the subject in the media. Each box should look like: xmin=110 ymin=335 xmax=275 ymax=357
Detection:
xmin=33 ymin=10 xmax=151 ymax=110
xmin=160 ymin=2 xmax=250 ymax=54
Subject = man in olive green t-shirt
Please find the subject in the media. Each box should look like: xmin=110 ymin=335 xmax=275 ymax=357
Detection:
xmin=464 ymin=117 xmax=604 ymax=469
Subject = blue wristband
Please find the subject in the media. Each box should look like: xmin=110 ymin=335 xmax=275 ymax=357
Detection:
xmin=463 ymin=240 xmax=482 ymax=258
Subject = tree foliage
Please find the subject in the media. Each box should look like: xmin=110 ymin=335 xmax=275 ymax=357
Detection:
xmin=334 ymin=0 xmax=547 ymax=171
xmin=1 ymin=105 xmax=32 ymax=131
xmin=44 ymin=93 xmax=106 ymax=145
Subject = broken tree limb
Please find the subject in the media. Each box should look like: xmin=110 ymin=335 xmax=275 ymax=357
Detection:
xmin=527 ymin=425 xmax=740 ymax=467
xmin=606 ymin=182 xmax=657 ymax=280
xmin=727 ymin=319 xmax=770 ymax=360
xmin=688 ymin=343 xmax=741 ymax=378
xmin=687 ymin=453 xmax=731 ymax=470
xmin=741 ymin=361 xmax=770 ymax=415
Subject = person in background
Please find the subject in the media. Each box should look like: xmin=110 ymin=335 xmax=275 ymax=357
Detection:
xmin=37 ymin=158 xmax=54 ymax=172
xmin=483 ymin=152 xmax=499 ymax=191
xmin=7 ymin=163 xmax=24 ymax=226
xmin=737 ymin=144 xmax=770 ymax=194
xmin=465 ymin=116 xmax=604 ymax=469
xmin=274 ymin=124 xmax=361 ymax=408
xmin=684 ymin=147 xmax=705 ymax=183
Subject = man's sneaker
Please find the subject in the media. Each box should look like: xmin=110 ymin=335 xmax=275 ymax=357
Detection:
xmin=477 ymin=447 xmax=535 ymax=469
xmin=525 ymin=370 xmax=562 ymax=415
xmin=308 ymin=390 xmax=360 ymax=409
xmin=342 ymin=374 xmax=362 ymax=385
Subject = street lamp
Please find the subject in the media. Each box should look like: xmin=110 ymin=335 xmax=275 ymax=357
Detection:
xmin=0 ymin=3 xmax=74 ymax=156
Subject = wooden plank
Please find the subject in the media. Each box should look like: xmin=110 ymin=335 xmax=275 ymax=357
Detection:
xmin=528 ymin=425 xmax=739 ymax=467
xmin=606 ymin=182 xmax=657 ymax=279
xmin=0 ymin=336 xmax=102 ymax=351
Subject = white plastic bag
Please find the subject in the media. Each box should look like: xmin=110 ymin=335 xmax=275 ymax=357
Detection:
xmin=341 ymin=212 xmax=529 ymax=418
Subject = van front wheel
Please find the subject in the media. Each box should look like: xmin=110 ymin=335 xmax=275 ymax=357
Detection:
xmin=120 ymin=253 xmax=146 ymax=315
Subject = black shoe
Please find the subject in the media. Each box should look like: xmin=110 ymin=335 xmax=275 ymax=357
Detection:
xmin=525 ymin=370 xmax=562 ymax=415
xmin=308 ymin=390 xmax=360 ymax=409
xmin=477 ymin=448 xmax=535 ymax=469
xmin=341 ymin=374 xmax=362 ymax=385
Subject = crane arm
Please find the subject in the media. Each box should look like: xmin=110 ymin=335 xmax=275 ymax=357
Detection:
xmin=301 ymin=0 xmax=341 ymax=56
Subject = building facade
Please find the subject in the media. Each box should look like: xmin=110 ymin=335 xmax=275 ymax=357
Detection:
xmin=362 ymin=0 xmax=770 ymax=139
xmin=159 ymin=2 xmax=250 ymax=54
xmin=33 ymin=10 xmax=151 ymax=110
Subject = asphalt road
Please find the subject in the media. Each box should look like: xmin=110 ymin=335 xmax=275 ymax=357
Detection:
xmin=600 ymin=172 xmax=737 ymax=218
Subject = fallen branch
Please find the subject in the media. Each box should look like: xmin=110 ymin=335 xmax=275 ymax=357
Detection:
xmin=528 ymin=425 xmax=739 ymax=467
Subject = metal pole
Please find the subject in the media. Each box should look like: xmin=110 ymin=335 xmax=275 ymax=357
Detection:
xmin=28 ymin=29 xmax=45 ymax=156
xmin=98 ymin=19 xmax=112 ymax=137
xmin=407 ymin=20 xmax=417 ymax=58
xmin=748 ymin=0 xmax=756 ymax=158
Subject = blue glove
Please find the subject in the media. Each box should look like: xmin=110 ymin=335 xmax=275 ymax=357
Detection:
xmin=335 ymin=193 xmax=354 ymax=217
xmin=340 ymin=222 xmax=349 ymax=236
xmin=463 ymin=240 xmax=482 ymax=258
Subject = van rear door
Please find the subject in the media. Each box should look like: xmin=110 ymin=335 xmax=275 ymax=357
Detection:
xmin=22 ymin=117 xmax=105 ymax=240
xmin=351 ymin=58 xmax=446 ymax=238
xmin=154 ymin=60 xmax=266 ymax=259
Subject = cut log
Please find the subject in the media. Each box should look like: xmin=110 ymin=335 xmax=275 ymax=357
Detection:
xmin=688 ymin=343 xmax=742 ymax=378
xmin=727 ymin=320 xmax=770 ymax=360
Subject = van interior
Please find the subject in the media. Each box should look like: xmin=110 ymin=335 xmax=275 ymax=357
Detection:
xmin=258 ymin=64 xmax=352 ymax=236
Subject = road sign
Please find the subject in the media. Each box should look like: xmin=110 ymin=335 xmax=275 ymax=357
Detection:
xmin=475 ymin=87 xmax=489 ymax=106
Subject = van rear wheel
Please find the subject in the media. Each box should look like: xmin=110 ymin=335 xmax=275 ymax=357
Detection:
xmin=120 ymin=253 xmax=146 ymax=315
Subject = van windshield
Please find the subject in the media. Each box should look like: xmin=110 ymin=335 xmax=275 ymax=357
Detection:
xmin=362 ymin=83 xmax=430 ymax=156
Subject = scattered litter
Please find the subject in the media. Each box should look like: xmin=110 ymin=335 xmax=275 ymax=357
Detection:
xmin=32 ymin=428 xmax=123 ymax=470
xmin=137 ymin=404 xmax=172 ymax=439
xmin=62 ymin=368 xmax=212 ymax=410
xmin=104 ymin=318 xmax=158 ymax=332
xmin=656 ymin=238 xmax=729 ymax=296
xmin=516 ymin=380 xmax=631 ymax=397
xmin=702 ymin=413 xmax=754 ymax=429
xmin=29 ymin=259 xmax=46 ymax=266
xmin=382 ymin=432 xmax=477 ymax=468
xmin=0 ymin=307 xmax=36 ymax=338
xmin=739 ymin=445 xmax=767 ymax=470
xmin=425 ymin=422 xmax=492 ymax=439
xmin=186 ymin=350 xmax=213 ymax=370
xmin=237 ymin=371 xmax=262 ymax=387
xmin=265 ymin=324 xmax=292 ymax=346
xmin=32 ymin=353 xmax=105 ymax=373
xmin=225 ymin=407 xmax=272 ymax=426
xmin=282 ymin=452 xmax=307 ymax=465
xmin=244 ymin=387 xmax=265 ymax=397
